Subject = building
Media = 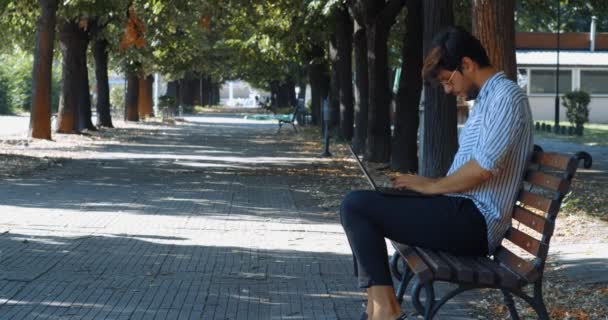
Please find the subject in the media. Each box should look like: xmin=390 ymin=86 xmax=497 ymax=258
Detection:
xmin=516 ymin=25 xmax=608 ymax=123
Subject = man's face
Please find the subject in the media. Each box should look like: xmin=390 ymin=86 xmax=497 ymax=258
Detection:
xmin=437 ymin=68 xmax=470 ymax=98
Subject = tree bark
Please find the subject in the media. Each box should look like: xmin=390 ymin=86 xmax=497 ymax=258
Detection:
xmin=179 ymin=78 xmax=195 ymax=106
xmin=420 ymin=0 xmax=458 ymax=177
xmin=213 ymin=82 xmax=220 ymax=105
xmin=29 ymin=0 xmax=58 ymax=139
xmin=270 ymin=81 xmax=279 ymax=109
xmin=336 ymin=4 xmax=354 ymax=140
xmin=167 ymin=80 xmax=178 ymax=101
xmin=350 ymin=0 xmax=406 ymax=162
xmin=472 ymin=0 xmax=516 ymax=81
xmin=125 ymin=73 xmax=139 ymax=121
xmin=57 ymin=20 xmax=88 ymax=133
xmin=93 ymin=38 xmax=113 ymax=128
xmin=329 ymin=34 xmax=340 ymax=127
xmin=138 ymin=75 xmax=154 ymax=118
xmin=391 ymin=0 xmax=423 ymax=172
xmin=78 ymin=33 xmax=95 ymax=131
xmin=352 ymin=20 xmax=369 ymax=153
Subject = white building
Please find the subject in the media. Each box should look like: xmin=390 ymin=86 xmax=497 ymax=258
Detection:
xmin=517 ymin=50 xmax=608 ymax=123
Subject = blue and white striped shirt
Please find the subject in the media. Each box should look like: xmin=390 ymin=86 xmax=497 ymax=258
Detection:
xmin=448 ymin=72 xmax=533 ymax=254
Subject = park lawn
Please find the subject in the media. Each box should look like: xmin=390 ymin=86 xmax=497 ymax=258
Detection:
xmin=534 ymin=121 xmax=608 ymax=146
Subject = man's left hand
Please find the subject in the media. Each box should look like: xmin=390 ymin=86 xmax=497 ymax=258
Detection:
xmin=390 ymin=174 xmax=438 ymax=195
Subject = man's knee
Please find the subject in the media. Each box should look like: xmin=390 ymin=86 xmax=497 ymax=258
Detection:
xmin=340 ymin=190 xmax=374 ymax=227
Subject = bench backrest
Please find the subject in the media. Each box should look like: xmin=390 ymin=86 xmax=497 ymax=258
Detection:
xmin=494 ymin=151 xmax=582 ymax=283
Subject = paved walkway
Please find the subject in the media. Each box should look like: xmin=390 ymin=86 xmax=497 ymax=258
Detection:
xmin=0 ymin=115 xmax=479 ymax=319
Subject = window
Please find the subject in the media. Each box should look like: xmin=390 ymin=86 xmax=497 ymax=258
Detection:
xmin=517 ymin=69 xmax=528 ymax=91
xmin=580 ymin=70 xmax=608 ymax=94
xmin=529 ymin=70 xmax=572 ymax=94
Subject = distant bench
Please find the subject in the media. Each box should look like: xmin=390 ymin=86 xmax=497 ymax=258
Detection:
xmin=389 ymin=147 xmax=592 ymax=320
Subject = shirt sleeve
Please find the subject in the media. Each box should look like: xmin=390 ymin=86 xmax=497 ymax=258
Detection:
xmin=473 ymin=95 xmax=524 ymax=174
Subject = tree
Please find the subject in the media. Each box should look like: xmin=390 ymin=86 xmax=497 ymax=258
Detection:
xmin=419 ymin=0 xmax=458 ymax=178
xmin=138 ymin=75 xmax=153 ymax=118
xmin=92 ymin=34 xmax=113 ymax=128
xmin=473 ymin=0 xmax=516 ymax=81
xmin=349 ymin=0 xmax=406 ymax=162
xmin=391 ymin=0 xmax=422 ymax=172
xmin=334 ymin=3 xmax=354 ymax=140
xmin=125 ymin=72 xmax=139 ymax=121
xmin=351 ymin=18 xmax=368 ymax=153
xmin=516 ymin=0 xmax=608 ymax=32
xmin=29 ymin=0 xmax=59 ymax=139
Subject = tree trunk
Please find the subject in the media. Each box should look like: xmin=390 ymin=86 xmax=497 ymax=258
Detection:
xmin=78 ymin=34 xmax=95 ymax=131
xmin=180 ymin=78 xmax=195 ymax=106
xmin=29 ymin=0 xmax=58 ymax=139
xmin=472 ymin=0 xmax=516 ymax=81
xmin=57 ymin=20 xmax=88 ymax=133
xmin=420 ymin=0 xmax=457 ymax=177
xmin=214 ymin=83 xmax=220 ymax=105
xmin=336 ymin=4 xmax=354 ymax=140
xmin=391 ymin=0 xmax=423 ymax=172
xmin=138 ymin=75 xmax=154 ymax=118
xmin=269 ymin=82 xmax=277 ymax=108
xmin=329 ymin=34 xmax=340 ymax=128
xmin=365 ymin=22 xmax=392 ymax=162
xmin=353 ymin=20 xmax=369 ymax=153
xmin=125 ymin=73 xmax=139 ymax=121
xmin=349 ymin=0 xmax=406 ymax=162
xmin=93 ymin=38 xmax=113 ymax=128
xmin=167 ymin=80 xmax=178 ymax=101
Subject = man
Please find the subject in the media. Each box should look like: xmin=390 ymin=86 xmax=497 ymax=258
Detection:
xmin=340 ymin=26 xmax=533 ymax=320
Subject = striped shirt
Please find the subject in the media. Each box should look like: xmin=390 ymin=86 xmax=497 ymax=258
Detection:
xmin=448 ymin=72 xmax=533 ymax=254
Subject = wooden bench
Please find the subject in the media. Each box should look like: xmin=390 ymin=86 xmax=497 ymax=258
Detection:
xmin=389 ymin=148 xmax=592 ymax=319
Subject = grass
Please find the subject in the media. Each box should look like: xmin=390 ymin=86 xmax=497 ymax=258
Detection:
xmin=534 ymin=121 xmax=608 ymax=146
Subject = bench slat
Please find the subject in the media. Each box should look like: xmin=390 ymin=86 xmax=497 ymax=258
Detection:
xmin=512 ymin=206 xmax=550 ymax=234
xmin=475 ymin=257 xmax=521 ymax=289
xmin=415 ymin=248 xmax=452 ymax=280
xmin=494 ymin=247 xmax=539 ymax=282
xmin=518 ymin=190 xmax=554 ymax=213
xmin=532 ymin=152 xmax=572 ymax=170
xmin=505 ymin=227 xmax=547 ymax=257
xmin=524 ymin=170 xmax=569 ymax=193
xmin=457 ymin=256 xmax=496 ymax=285
xmin=438 ymin=252 xmax=475 ymax=283
xmin=392 ymin=243 xmax=433 ymax=283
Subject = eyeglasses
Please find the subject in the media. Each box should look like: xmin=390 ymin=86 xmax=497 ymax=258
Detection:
xmin=440 ymin=69 xmax=458 ymax=88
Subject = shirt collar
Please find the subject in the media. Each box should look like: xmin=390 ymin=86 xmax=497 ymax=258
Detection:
xmin=475 ymin=71 xmax=505 ymax=102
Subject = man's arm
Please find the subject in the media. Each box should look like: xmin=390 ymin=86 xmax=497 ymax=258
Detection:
xmin=391 ymin=159 xmax=493 ymax=195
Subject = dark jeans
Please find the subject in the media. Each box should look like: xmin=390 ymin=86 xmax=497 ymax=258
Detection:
xmin=340 ymin=190 xmax=488 ymax=288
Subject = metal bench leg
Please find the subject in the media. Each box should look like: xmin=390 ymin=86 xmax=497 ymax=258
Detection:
xmin=511 ymin=282 xmax=549 ymax=320
xmin=501 ymin=289 xmax=520 ymax=320
xmin=531 ymin=282 xmax=550 ymax=320
xmin=389 ymin=253 xmax=412 ymax=305
xmin=411 ymin=278 xmax=435 ymax=319
xmin=395 ymin=268 xmax=412 ymax=305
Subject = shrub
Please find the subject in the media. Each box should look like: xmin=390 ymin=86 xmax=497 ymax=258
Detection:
xmin=562 ymin=90 xmax=591 ymax=136
xmin=158 ymin=95 xmax=176 ymax=109
xmin=110 ymin=86 xmax=125 ymax=112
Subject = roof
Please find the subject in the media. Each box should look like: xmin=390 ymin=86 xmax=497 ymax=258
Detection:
xmin=517 ymin=50 xmax=608 ymax=66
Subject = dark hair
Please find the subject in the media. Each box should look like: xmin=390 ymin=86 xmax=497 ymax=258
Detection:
xmin=422 ymin=26 xmax=491 ymax=82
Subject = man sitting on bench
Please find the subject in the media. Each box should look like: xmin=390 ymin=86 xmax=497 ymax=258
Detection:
xmin=339 ymin=26 xmax=533 ymax=320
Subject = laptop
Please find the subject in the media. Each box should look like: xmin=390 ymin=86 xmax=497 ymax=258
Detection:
xmin=348 ymin=145 xmax=432 ymax=197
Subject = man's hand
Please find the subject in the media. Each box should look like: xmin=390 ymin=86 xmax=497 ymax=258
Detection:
xmin=390 ymin=174 xmax=439 ymax=195
xmin=389 ymin=160 xmax=494 ymax=196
